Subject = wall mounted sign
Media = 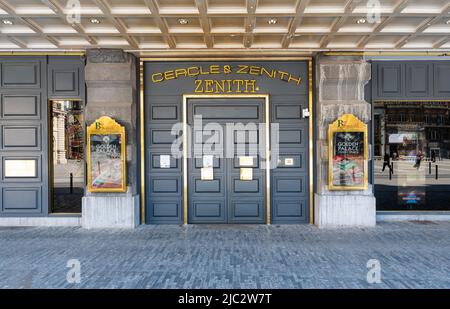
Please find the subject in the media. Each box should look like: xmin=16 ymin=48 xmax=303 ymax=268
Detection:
xmin=284 ymin=158 xmax=294 ymax=166
xmin=160 ymin=155 xmax=171 ymax=169
xmin=239 ymin=156 xmax=254 ymax=167
xmin=203 ymin=155 xmax=214 ymax=168
xmin=201 ymin=167 xmax=214 ymax=180
xmin=240 ymin=168 xmax=253 ymax=181
xmin=328 ymin=114 xmax=368 ymax=190
xmin=87 ymin=116 xmax=126 ymax=192
xmin=4 ymin=159 xmax=37 ymax=178
xmin=150 ymin=64 xmax=303 ymax=94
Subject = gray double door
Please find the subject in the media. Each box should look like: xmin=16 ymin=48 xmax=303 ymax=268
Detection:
xmin=187 ymin=98 xmax=266 ymax=223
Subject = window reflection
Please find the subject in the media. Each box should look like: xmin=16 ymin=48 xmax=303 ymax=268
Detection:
xmin=374 ymin=101 xmax=450 ymax=211
xmin=51 ymin=100 xmax=84 ymax=213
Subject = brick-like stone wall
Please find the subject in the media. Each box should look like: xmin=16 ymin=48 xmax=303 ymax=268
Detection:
xmin=314 ymin=54 xmax=376 ymax=228
xmin=82 ymin=49 xmax=139 ymax=228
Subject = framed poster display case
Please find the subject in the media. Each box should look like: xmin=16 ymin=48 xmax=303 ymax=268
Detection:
xmin=328 ymin=114 xmax=368 ymax=191
xmin=87 ymin=116 xmax=126 ymax=192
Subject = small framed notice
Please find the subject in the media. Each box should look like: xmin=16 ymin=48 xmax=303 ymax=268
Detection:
xmin=160 ymin=155 xmax=171 ymax=168
xmin=328 ymin=114 xmax=368 ymax=191
xmin=87 ymin=116 xmax=126 ymax=192
xmin=284 ymin=158 xmax=294 ymax=166
xmin=239 ymin=156 xmax=254 ymax=167
xmin=203 ymin=155 xmax=214 ymax=168
xmin=240 ymin=168 xmax=253 ymax=181
xmin=4 ymin=159 xmax=37 ymax=178
xmin=201 ymin=167 xmax=214 ymax=180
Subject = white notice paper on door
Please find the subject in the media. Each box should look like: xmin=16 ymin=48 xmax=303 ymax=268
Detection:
xmin=160 ymin=155 xmax=171 ymax=168
xmin=203 ymin=155 xmax=214 ymax=168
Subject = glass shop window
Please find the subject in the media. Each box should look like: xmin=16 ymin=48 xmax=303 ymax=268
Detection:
xmin=50 ymin=100 xmax=84 ymax=214
xmin=373 ymin=101 xmax=450 ymax=211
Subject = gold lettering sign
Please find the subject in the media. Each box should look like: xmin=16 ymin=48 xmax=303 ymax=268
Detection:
xmin=150 ymin=64 xmax=303 ymax=94
xmin=194 ymin=79 xmax=256 ymax=94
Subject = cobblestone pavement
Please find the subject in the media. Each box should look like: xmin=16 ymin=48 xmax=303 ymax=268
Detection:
xmin=0 ymin=221 xmax=449 ymax=289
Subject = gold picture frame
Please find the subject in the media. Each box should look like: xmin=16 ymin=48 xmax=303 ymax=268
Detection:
xmin=328 ymin=114 xmax=368 ymax=191
xmin=87 ymin=116 xmax=127 ymax=192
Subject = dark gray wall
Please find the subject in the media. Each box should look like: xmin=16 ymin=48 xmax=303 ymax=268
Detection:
xmin=372 ymin=61 xmax=450 ymax=100
xmin=48 ymin=56 xmax=85 ymax=101
xmin=0 ymin=55 xmax=85 ymax=217
xmin=144 ymin=61 xmax=310 ymax=224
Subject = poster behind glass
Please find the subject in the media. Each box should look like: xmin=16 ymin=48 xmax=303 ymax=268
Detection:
xmin=331 ymin=131 xmax=365 ymax=189
xmin=89 ymin=134 xmax=124 ymax=190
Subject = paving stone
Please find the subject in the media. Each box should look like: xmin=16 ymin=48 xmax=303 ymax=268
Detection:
xmin=0 ymin=222 xmax=449 ymax=288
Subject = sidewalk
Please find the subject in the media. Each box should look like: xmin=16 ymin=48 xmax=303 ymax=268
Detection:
xmin=0 ymin=222 xmax=449 ymax=289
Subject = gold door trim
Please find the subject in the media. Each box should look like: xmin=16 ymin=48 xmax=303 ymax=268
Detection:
xmin=308 ymin=59 xmax=314 ymax=224
xmin=183 ymin=94 xmax=270 ymax=225
xmin=140 ymin=58 xmax=314 ymax=225
xmin=140 ymin=61 xmax=146 ymax=224
xmin=323 ymin=51 xmax=450 ymax=57
xmin=0 ymin=52 xmax=85 ymax=56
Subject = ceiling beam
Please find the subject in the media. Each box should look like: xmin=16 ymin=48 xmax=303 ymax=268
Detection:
xmin=0 ymin=0 xmax=60 ymax=48
xmin=357 ymin=0 xmax=411 ymax=49
xmin=92 ymin=0 xmax=139 ymax=49
xmin=282 ymin=0 xmax=311 ymax=48
xmin=244 ymin=0 xmax=257 ymax=48
xmin=40 ymin=0 xmax=97 ymax=45
xmin=319 ymin=0 xmax=354 ymax=49
xmin=6 ymin=36 xmax=27 ymax=48
xmin=433 ymin=36 xmax=450 ymax=49
xmin=195 ymin=0 xmax=212 ymax=48
xmin=395 ymin=16 xmax=436 ymax=49
xmin=144 ymin=0 xmax=176 ymax=48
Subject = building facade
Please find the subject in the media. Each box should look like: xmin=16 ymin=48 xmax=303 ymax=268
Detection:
xmin=0 ymin=50 xmax=450 ymax=228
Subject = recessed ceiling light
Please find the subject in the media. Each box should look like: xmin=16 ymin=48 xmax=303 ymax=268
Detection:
xmin=268 ymin=18 xmax=278 ymax=25
xmin=178 ymin=18 xmax=189 ymax=25
xmin=357 ymin=18 xmax=366 ymax=24
xmin=2 ymin=20 xmax=13 ymax=25
xmin=90 ymin=18 xmax=100 ymax=24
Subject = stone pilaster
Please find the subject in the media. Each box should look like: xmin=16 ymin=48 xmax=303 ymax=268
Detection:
xmin=314 ymin=54 xmax=376 ymax=228
xmin=82 ymin=49 xmax=139 ymax=229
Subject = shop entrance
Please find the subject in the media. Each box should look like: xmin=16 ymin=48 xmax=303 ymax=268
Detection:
xmin=143 ymin=60 xmax=311 ymax=224
xmin=187 ymin=97 xmax=267 ymax=223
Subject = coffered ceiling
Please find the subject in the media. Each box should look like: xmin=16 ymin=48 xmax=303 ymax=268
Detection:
xmin=0 ymin=0 xmax=449 ymax=55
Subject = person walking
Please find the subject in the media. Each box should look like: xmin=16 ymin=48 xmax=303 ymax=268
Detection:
xmin=414 ymin=151 xmax=424 ymax=169
xmin=382 ymin=152 xmax=393 ymax=174
xmin=431 ymin=150 xmax=436 ymax=163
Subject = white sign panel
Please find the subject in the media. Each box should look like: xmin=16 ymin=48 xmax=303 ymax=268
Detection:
xmin=4 ymin=159 xmax=36 ymax=177
xmin=160 ymin=155 xmax=171 ymax=168
xmin=203 ymin=155 xmax=214 ymax=168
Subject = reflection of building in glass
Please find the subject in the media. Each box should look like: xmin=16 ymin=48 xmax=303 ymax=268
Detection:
xmin=52 ymin=101 xmax=84 ymax=164
xmin=374 ymin=101 xmax=450 ymax=159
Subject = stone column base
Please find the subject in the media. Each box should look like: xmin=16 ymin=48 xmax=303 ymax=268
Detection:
xmin=314 ymin=193 xmax=376 ymax=228
xmin=82 ymin=195 xmax=140 ymax=229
